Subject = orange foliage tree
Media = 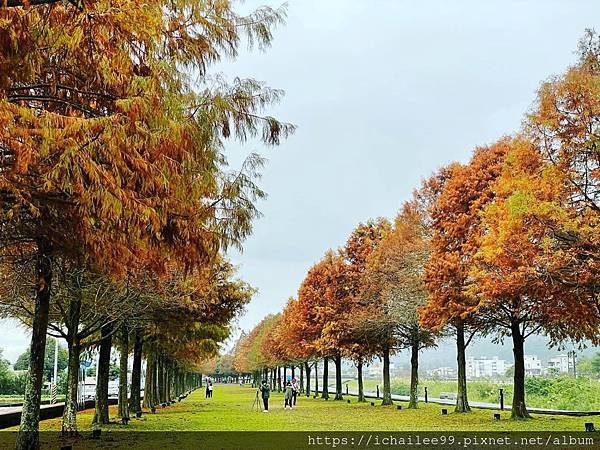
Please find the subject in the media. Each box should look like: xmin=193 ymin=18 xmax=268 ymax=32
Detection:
xmin=469 ymin=137 xmax=600 ymax=418
xmin=294 ymin=251 xmax=347 ymax=400
xmin=467 ymin=34 xmax=600 ymax=419
xmin=337 ymin=219 xmax=389 ymax=402
xmin=522 ymin=29 xmax=600 ymax=314
xmin=277 ymin=296 xmax=321 ymax=396
xmin=358 ymin=203 xmax=435 ymax=408
xmin=420 ymin=141 xmax=509 ymax=413
xmin=0 ymin=1 xmax=291 ymax=447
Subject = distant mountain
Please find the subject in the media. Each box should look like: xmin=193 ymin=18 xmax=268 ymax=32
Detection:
xmin=389 ymin=335 xmax=600 ymax=370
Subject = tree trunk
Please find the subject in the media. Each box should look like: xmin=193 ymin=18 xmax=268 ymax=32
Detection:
xmin=357 ymin=360 xmax=365 ymax=402
xmin=455 ymin=321 xmax=471 ymax=413
xmin=93 ymin=322 xmax=113 ymax=425
xmin=142 ymin=353 xmax=154 ymax=409
xmin=158 ymin=356 xmax=166 ymax=405
xmin=283 ymin=366 xmax=287 ymax=385
xmin=165 ymin=361 xmax=171 ymax=403
xmin=16 ymin=238 xmax=52 ymax=450
xmin=299 ymin=364 xmax=304 ymax=393
xmin=62 ymin=337 xmax=81 ymax=435
xmin=151 ymin=355 xmax=161 ymax=407
xmin=291 ymin=366 xmax=295 ymax=379
xmin=61 ymin=297 xmax=82 ymax=436
xmin=277 ymin=366 xmax=281 ymax=392
xmin=304 ymin=362 xmax=311 ymax=397
xmin=511 ymin=321 xmax=530 ymax=419
xmin=408 ymin=340 xmax=419 ymax=409
xmin=165 ymin=359 xmax=170 ymax=403
xmin=314 ymin=362 xmax=318 ymax=397
xmin=118 ymin=323 xmax=129 ymax=420
xmin=381 ymin=344 xmax=393 ymax=406
xmin=334 ymin=354 xmax=343 ymax=400
xmin=129 ymin=331 xmax=142 ymax=415
xmin=321 ymin=357 xmax=329 ymax=399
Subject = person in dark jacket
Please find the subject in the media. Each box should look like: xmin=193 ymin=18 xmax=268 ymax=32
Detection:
xmin=291 ymin=378 xmax=300 ymax=406
xmin=284 ymin=381 xmax=294 ymax=409
xmin=259 ymin=380 xmax=271 ymax=412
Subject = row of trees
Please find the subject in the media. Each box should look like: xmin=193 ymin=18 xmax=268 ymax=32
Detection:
xmin=234 ymin=30 xmax=600 ymax=419
xmin=0 ymin=0 xmax=291 ymax=449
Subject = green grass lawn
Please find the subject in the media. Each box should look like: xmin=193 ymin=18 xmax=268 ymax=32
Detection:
xmin=0 ymin=384 xmax=593 ymax=449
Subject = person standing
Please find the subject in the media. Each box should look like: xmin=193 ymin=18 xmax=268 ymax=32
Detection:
xmin=259 ymin=379 xmax=270 ymax=412
xmin=291 ymin=378 xmax=299 ymax=406
xmin=208 ymin=381 xmax=214 ymax=398
xmin=205 ymin=380 xmax=210 ymax=399
xmin=284 ymin=381 xmax=294 ymax=409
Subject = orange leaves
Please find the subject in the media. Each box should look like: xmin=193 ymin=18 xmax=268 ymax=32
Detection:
xmin=420 ymin=141 xmax=509 ymax=331
xmin=0 ymin=0 xmax=292 ymax=281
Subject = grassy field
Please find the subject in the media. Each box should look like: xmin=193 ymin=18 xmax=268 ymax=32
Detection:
xmin=0 ymin=384 xmax=593 ymax=448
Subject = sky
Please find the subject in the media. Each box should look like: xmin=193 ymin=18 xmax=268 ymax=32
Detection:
xmin=1 ymin=0 xmax=599 ymax=364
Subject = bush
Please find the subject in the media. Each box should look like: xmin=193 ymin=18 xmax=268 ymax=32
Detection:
xmin=390 ymin=381 xmax=410 ymax=396
xmin=525 ymin=377 xmax=552 ymax=396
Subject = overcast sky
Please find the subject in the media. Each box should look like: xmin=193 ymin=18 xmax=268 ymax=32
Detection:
xmin=2 ymin=0 xmax=599 ymax=363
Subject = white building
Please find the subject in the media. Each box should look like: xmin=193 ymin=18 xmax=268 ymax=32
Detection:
xmin=524 ymin=355 xmax=542 ymax=376
xmin=547 ymin=355 xmax=570 ymax=374
xmin=466 ymin=356 xmax=507 ymax=379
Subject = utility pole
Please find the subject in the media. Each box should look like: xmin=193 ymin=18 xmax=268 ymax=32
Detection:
xmin=568 ymin=350 xmax=577 ymax=378
xmin=53 ymin=338 xmax=59 ymax=384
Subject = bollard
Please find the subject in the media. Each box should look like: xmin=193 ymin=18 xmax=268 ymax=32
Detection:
xmin=441 ymin=409 xmax=448 ymax=415
xmin=424 ymin=387 xmax=428 ymax=403
xmin=397 ymin=405 xmax=402 ymax=410
xmin=585 ymin=423 xmax=596 ymax=432
xmin=493 ymin=413 xmax=501 ymax=421
xmin=346 ymin=384 xmax=349 ymax=395
xmin=376 ymin=385 xmax=380 ymax=398
xmin=347 ymin=399 xmax=351 ymax=404
xmin=499 ymin=388 xmax=504 ymax=411
xmin=370 ymin=402 xmax=375 ymax=407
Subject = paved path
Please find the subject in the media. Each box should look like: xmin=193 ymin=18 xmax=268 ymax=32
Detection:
xmin=0 ymin=402 xmax=66 ymax=415
xmin=321 ymin=385 xmax=600 ymax=417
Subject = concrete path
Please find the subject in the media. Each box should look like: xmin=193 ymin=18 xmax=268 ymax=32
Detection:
xmin=0 ymin=402 xmax=66 ymax=415
xmin=320 ymin=385 xmax=600 ymax=417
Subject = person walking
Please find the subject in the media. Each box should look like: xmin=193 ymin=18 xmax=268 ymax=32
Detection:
xmin=291 ymin=378 xmax=299 ymax=406
xmin=208 ymin=381 xmax=214 ymax=398
xmin=205 ymin=380 xmax=210 ymax=399
xmin=284 ymin=381 xmax=294 ymax=409
xmin=259 ymin=379 xmax=270 ymax=412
